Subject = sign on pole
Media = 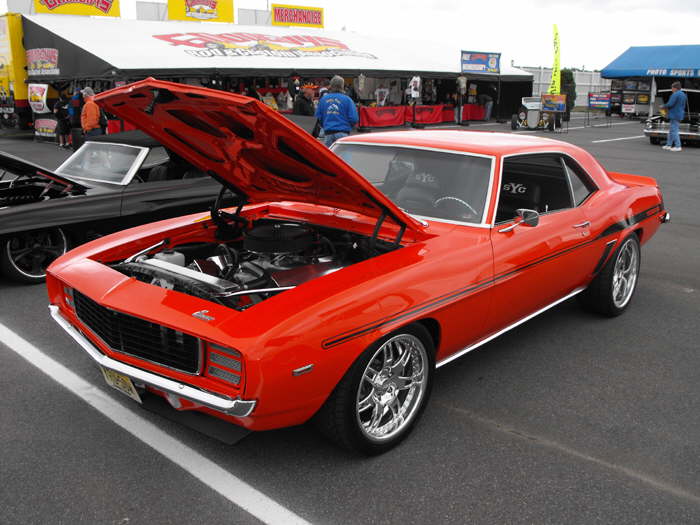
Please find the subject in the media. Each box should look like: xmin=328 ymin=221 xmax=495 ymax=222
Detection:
xmin=33 ymin=0 xmax=121 ymax=17
xmin=271 ymin=4 xmax=324 ymax=28
xmin=167 ymin=0 xmax=234 ymax=23
xmin=547 ymin=24 xmax=560 ymax=94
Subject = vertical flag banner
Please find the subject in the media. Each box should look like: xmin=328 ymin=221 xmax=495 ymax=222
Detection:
xmin=33 ymin=0 xmax=121 ymax=17
xmin=547 ymin=24 xmax=560 ymax=95
xmin=167 ymin=0 xmax=234 ymax=23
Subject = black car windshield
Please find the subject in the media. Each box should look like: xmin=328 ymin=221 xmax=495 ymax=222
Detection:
xmin=332 ymin=143 xmax=493 ymax=224
xmin=56 ymin=142 xmax=146 ymax=184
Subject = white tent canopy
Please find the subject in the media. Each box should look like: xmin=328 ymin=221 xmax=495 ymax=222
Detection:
xmin=24 ymin=14 xmax=532 ymax=81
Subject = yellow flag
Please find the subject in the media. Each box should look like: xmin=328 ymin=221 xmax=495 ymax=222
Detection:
xmin=548 ymin=24 xmax=560 ymax=94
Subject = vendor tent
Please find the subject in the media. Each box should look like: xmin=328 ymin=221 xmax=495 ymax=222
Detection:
xmin=22 ymin=14 xmax=532 ymax=82
xmin=601 ymin=45 xmax=700 ymax=78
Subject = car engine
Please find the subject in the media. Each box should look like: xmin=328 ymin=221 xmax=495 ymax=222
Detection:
xmin=114 ymin=219 xmax=398 ymax=311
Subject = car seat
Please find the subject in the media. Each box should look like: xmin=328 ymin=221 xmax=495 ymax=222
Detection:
xmin=496 ymin=174 xmax=541 ymax=222
xmin=394 ymin=171 xmax=440 ymax=214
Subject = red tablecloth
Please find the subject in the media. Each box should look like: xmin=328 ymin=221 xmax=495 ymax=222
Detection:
xmin=359 ymin=106 xmax=406 ymax=128
xmin=462 ymin=104 xmax=485 ymax=121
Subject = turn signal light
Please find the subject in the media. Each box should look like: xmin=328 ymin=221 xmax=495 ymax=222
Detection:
xmin=63 ymin=286 xmax=74 ymax=309
xmin=204 ymin=342 xmax=243 ymax=387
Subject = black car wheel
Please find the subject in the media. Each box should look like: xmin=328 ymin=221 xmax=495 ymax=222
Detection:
xmin=0 ymin=228 xmax=68 ymax=284
xmin=314 ymin=323 xmax=434 ymax=455
xmin=579 ymin=233 xmax=641 ymax=317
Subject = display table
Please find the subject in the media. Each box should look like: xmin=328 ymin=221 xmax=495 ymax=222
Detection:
xmin=359 ymin=106 xmax=406 ymax=128
xmin=461 ymin=104 xmax=485 ymax=121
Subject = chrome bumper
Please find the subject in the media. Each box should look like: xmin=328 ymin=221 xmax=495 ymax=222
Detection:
xmin=661 ymin=211 xmax=671 ymax=223
xmin=49 ymin=305 xmax=256 ymax=417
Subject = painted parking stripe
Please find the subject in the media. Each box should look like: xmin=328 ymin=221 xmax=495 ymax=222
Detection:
xmin=592 ymin=135 xmax=646 ymax=143
xmin=0 ymin=321 xmax=311 ymax=525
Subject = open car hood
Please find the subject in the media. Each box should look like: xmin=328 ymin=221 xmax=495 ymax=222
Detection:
xmin=0 ymin=151 xmax=87 ymax=192
xmin=95 ymin=78 xmax=424 ymax=234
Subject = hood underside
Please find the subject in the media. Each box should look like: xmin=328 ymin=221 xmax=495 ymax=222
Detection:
xmin=95 ymin=78 xmax=422 ymax=233
xmin=0 ymin=151 xmax=87 ymax=192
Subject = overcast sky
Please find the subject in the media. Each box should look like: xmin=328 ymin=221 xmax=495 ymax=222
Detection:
xmin=4 ymin=0 xmax=699 ymax=70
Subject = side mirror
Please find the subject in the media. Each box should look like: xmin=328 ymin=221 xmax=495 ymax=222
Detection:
xmin=516 ymin=208 xmax=539 ymax=227
xmin=498 ymin=208 xmax=539 ymax=233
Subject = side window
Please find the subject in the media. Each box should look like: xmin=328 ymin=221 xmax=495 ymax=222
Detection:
xmin=563 ymin=157 xmax=597 ymax=206
xmin=496 ymin=154 xmax=573 ymax=223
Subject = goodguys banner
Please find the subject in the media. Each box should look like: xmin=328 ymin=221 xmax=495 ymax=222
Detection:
xmin=271 ymin=4 xmax=323 ymax=28
xmin=359 ymin=106 xmax=405 ymax=128
xmin=167 ymin=0 xmax=234 ymax=23
xmin=33 ymin=0 xmax=120 ymax=17
xmin=153 ymin=31 xmax=377 ymax=59
xmin=28 ymin=83 xmax=49 ymax=113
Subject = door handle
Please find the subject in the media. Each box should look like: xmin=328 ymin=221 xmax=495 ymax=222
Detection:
xmin=573 ymin=221 xmax=590 ymax=228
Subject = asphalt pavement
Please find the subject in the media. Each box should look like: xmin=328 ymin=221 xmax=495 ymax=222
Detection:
xmin=1 ymin=116 xmax=699 ymax=524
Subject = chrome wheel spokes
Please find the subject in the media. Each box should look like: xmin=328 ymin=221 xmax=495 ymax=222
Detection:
xmin=7 ymin=229 xmax=67 ymax=279
xmin=612 ymin=238 xmax=639 ymax=309
xmin=356 ymin=333 xmax=428 ymax=442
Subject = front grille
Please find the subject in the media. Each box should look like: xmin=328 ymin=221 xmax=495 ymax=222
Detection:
xmin=74 ymin=291 xmax=200 ymax=374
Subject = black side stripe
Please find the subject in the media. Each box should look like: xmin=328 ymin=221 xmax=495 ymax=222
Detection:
xmin=322 ymin=205 xmax=664 ymax=349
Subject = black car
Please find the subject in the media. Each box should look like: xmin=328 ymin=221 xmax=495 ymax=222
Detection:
xmin=0 ymin=131 xmax=223 ymax=284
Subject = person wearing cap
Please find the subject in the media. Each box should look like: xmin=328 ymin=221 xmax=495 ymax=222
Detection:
xmin=80 ymin=87 xmax=103 ymax=137
xmin=315 ymin=75 xmax=358 ymax=147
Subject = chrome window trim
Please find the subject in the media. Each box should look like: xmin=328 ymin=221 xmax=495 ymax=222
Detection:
xmin=50 ymin=305 xmax=255 ymax=417
xmin=493 ymin=150 xmax=600 ymax=226
xmin=55 ymin=142 xmax=151 ymax=186
xmin=332 ymin=141 xmax=496 ymax=227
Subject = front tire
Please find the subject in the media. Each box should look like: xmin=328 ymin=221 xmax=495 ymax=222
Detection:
xmin=0 ymin=228 xmax=68 ymax=284
xmin=579 ymin=233 xmax=641 ymax=316
xmin=314 ymin=324 xmax=434 ymax=455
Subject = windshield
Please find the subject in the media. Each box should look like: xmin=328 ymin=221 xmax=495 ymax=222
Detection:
xmin=56 ymin=142 xmax=147 ymax=184
xmin=333 ymin=143 xmax=493 ymax=224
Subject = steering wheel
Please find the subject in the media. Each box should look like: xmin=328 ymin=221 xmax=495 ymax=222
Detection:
xmin=433 ymin=196 xmax=478 ymax=219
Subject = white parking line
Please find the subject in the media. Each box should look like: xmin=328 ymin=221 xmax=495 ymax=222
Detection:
xmin=592 ymin=135 xmax=646 ymax=143
xmin=0 ymin=321 xmax=311 ymax=525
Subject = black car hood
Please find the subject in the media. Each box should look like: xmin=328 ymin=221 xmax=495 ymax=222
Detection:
xmin=0 ymin=151 xmax=88 ymax=193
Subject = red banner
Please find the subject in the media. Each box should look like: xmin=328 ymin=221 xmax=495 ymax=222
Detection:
xmin=359 ymin=106 xmax=405 ymax=128
xmin=461 ymin=104 xmax=485 ymax=121
xmin=405 ymin=105 xmax=445 ymax=124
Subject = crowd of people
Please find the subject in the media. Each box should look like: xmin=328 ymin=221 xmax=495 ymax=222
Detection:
xmin=52 ymin=86 xmax=107 ymax=149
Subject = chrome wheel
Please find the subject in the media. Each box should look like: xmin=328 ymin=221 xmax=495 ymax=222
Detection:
xmin=611 ymin=237 xmax=639 ymax=309
xmin=356 ymin=333 xmax=428 ymax=442
xmin=5 ymin=228 xmax=68 ymax=280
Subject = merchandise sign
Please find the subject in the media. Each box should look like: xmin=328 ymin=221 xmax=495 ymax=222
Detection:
xmin=26 ymin=48 xmax=59 ymax=76
xmin=541 ymin=93 xmax=566 ymax=113
xmin=33 ymin=0 xmax=120 ymax=17
xmin=167 ymin=0 xmax=234 ymax=23
xmin=34 ymin=117 xmax=57 ymax=137
xmin=28 ymin=83 xmax=50 ymax=113
xmin=588 ymin=92 xmax=611 ymax=110
xmin=271 ymin=4 xmax=323 ymax=28
xmin=461 ymin=51 xmax=500 ymax=75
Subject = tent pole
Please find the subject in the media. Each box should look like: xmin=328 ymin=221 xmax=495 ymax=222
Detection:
xmin=649 ymin=77 xmax=656 ymax=117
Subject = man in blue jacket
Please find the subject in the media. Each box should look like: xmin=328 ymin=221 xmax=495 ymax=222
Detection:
xmin=661 ymin=81 xmax=687 ymax=152
xmin=315 ymin=75 xmax=358 ymax=147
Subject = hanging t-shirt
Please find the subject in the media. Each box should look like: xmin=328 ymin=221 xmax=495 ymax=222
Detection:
xmin=375 ymin=87 xmax=389 ymax=106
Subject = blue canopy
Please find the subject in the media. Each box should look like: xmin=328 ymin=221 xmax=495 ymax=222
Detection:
xmin=601 ymin=45 xmax=700 ymax=78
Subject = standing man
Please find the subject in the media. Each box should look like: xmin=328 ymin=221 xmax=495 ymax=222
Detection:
xmin=315 ymin=75 xmax=358 ymax=147
xmin=53 ymin=92 xmax=71 ymax=149
xmin=293 ymin=87 xmax=315 ymax=116
xmin=80 ymin=87 xmax=102 ymax=137
xmin=661 ymin=81 xmax=687 ymax=152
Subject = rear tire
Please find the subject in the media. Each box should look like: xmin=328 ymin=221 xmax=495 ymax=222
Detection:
xmin=314 ymin=324 xmax=434 ymax=455
xmin=578 ymin=233 xmax=641 ymax=317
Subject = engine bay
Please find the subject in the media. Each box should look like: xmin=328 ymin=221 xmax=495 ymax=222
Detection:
xmin=114 ymin=218 xmax=400 ymax=311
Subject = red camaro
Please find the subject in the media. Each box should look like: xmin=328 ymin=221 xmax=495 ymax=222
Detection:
xmin=47 ymin=79 xmax=669 ymax=454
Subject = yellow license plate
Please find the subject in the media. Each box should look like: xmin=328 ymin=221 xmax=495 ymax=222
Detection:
xmin=100 ymin=367 xmax=142 ymax=404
